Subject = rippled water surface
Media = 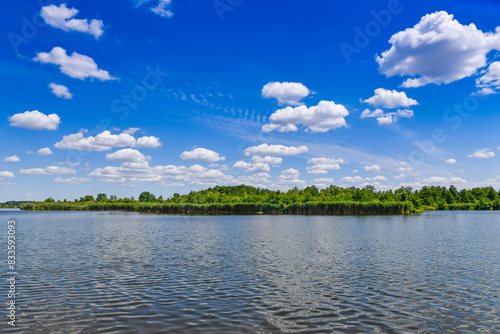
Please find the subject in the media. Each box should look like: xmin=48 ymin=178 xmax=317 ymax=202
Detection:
xmin=1 ymin=210 xmax=500 ymax=333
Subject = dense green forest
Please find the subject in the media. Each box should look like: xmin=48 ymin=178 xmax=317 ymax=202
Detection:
xmin=17 ymin=184 xmax=500 ymax=215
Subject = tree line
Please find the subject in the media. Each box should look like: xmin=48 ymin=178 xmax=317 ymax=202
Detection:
xmin=18 ymin=184 xmax=500 ymax=214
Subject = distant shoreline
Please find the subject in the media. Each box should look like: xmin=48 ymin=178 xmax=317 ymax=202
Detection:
xmin=7 ymin=184 xmax=500 ymax=215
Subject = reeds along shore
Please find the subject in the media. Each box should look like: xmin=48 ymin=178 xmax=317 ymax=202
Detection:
xmin=19 ymin=201 xmax=415 ymax=215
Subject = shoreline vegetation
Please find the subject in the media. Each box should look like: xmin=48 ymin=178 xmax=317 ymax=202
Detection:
xmin=12 ymin=185 xmax=500 ymax=215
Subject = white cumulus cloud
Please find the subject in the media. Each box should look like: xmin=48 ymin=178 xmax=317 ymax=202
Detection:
xmin=244 ymin=144 xmax=308 ymax=156
xmin=3 ymin=155 xmax=20 ymax=162
xmin=262 ymin=82 xmax=311 ymax=106
xmin=0 ymin=171 xmax=15 ymax=178
xmin=395 ymin=166 xmax=411 ymax=173
xmin=19 ymin=166 xmax=76 ymax=175
xmin=237 ymin=173 xmax=272 ymax=188
xmin=180 ymin=148 xmax=225 ymax=162
xmin=377 ymin=11 xmax=500 ymax=88
xmin=445 ymin=159 xmax=457 ymax=165
xmin=250 ymin=156 xmax=282 ymax=165
xmin=365 ymin=175 xmax=387 ymax=182
xmin=37 ymin=148 xmax=53 ymax=155
xmin=123 ymin=127 xmax=141 ymax=135
xmin=232 ymin=161 xmax=271 ymax=173
xmin=312 ymin=178 xmax=334 ymax=188
xmin=49 ymin=82 xmax=72 ymax=99
xmin=89 ymin=161 xmax=235 ymax=186
xmin=232 ymin=161 xmax=252 ymax=169
xmin=33 ymin=47 xmax=116 ymax=81
xmin=54 ymin=130 xmax=161 ymax=151
xmin=307 ymin=157 xmax=345 ymax=165
xmin=136 ymin=136 xmax=162 ymax=148
xmin=41 ymin=4 xmax=104 ymax=39
xmin=244 ymin=163 xmax=270 ymax=173
xmin=361 ymin=108 xmax=413 ymax=125
xmin=341 ymin=175 xmax=387 ymax=183
xmin=475 ymin=61 xmax=500 ymax=95
xmin=273 ymin=168 xmax=306 ymax=189
xmin=363 ymin=88 xmax=418 ymax=109
xmin=306 ymin=157 xmax=345 ymax=174
xmin=468 ymin=148 xmax=495 ymax=158
xmin=106 ymin=148 xmax=151 ymax=163
xmin=422 ymin=176 xmax=467 ymax=184
xmin=364 ymin=164 xmax=381 ymax=172
xmin=306 ymin=164 xmax=341 ymax=174
xmin=260 ymin=123 xmax=298 ymax=133
xmin=262 ymin=100 xmax=349 ymax=133
xmin=340 ymin=176 xmax=363 ymax=183
xmin=54 ymin=177 xmax=90 ymax=184
xmin=8 ymin=110 xmax=60 ymax=130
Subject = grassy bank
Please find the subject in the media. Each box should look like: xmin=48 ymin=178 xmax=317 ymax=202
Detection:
xmin=20 ymin=201 xmax=415 ymax=215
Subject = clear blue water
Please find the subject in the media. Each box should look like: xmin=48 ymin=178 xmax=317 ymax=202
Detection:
xmin=1 ymin=210 xmax=499 ymax=333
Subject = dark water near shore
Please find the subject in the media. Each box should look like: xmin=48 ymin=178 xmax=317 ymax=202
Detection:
xmin=1 ymin=210 xmax=499 ymax=333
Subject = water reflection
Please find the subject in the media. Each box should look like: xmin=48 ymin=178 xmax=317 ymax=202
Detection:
xmin=0 ymin=211 xmax=499 ymax=333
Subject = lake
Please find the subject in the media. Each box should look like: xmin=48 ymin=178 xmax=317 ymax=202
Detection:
xmin=1 ymin=210 xmax=499 ymax=333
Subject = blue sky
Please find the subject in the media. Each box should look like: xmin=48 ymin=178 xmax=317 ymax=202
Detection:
xmin=1 ymin=0 xmax=500 ymax=201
